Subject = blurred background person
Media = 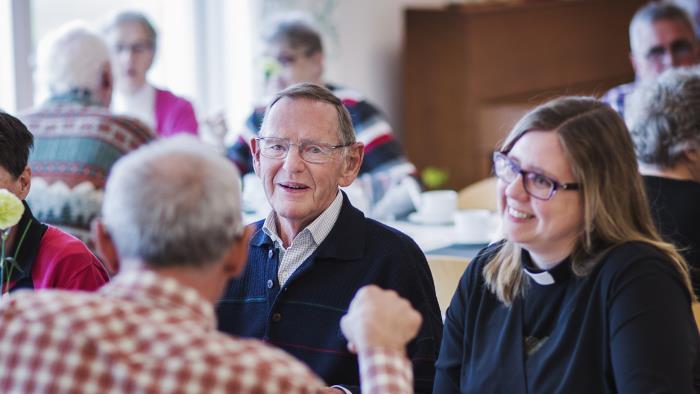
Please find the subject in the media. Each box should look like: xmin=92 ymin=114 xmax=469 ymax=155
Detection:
xmin=435 ymin=97 xmax=698 ymax=392
xmin=103 ymin=11 xmax=199 ymax=137
xmin=625 ymin=66 xmax=700 ymax=297
xmin=226 ymin=13 xmax=418 ymax=220
xmin=21 ymin=21 xmax=155 ymax=254
xmin=602 ymin=2 xmax=700 ymax=118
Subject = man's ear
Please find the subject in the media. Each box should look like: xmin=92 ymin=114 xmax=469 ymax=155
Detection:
xmin=91 ymin=219 xmax=119 ymax=274
xmin=99 ymin=63 xmax=114 ymax=107
xmin=310 ymin=50 xmax=324 ymax=80
xmin=222 ymin=225 xmax=254 ymax=278
xmin=250 ymin=137 xmax=261 ymax=176
xmin=629 ymin=52 xmax=639 ymax=75
xmin=16 ymin=166 xmax=31 ymax=200
xmin=338 ymin=142 xmax=364 ymax=187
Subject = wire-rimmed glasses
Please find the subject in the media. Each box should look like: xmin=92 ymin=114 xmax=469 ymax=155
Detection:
xmin=256 ymin=137 xmax=352 ymax=164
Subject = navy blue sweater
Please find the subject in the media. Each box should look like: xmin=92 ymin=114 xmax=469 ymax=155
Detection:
xmin=217 ymin=195 xmax=443 ymax=393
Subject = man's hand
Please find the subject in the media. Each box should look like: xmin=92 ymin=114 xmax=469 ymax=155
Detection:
xmin=340 ymin=285 xmax=422 ymax=354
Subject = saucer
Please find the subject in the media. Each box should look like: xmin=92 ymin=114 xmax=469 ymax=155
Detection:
xmin=408 ymin=212 xmax=454 ymax=225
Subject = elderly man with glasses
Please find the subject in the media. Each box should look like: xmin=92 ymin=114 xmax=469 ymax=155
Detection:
xmin=601 ymin=2 xmax=700 ymax=119
xmin=216 ymin=83 xmax=442 ymax=394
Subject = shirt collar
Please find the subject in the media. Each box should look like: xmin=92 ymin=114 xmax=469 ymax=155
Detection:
xmin=47 ymin=88 xmax=103 ymax=107
xmin=521 ymin=250 xmax=572 ymax=286
xmin=262 ymin=190 xmax=343 ymax=248
xmin=101 ymin=269 xmax=216 ymax=330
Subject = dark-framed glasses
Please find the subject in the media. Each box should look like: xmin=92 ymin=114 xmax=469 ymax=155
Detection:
xmin=645 ymin=39 xmax=695 ymax=63
xmin=493 ymin=151 xmax=580 ymax=201
xmin=114 ymin=41 xmax=154 ymax=55
xmin=256 ymin=137 xmax=352 ymax=164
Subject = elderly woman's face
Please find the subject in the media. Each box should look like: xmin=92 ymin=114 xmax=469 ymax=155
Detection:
xmin=498 ymin=131 xmax=584 ymax=267
xmin=106 ymin=21 xmax=155 ymax=92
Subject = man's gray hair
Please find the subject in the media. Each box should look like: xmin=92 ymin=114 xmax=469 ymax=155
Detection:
xmin=625 ymin=66 xmax=700 ymax=168
xmin=630 ymin=2 xmax=696 ymax=56
xmin=264 ymin=13 xmax=322 ymax=54
xmin=102 ymin=135 xmax=244 ymax=269
xmin=34 ymin=21 xmax=110 ymax=100
xmin=103 ymin=10 xmax=158 ymax=51
xmin=260 ymin=82 xmax=356 ymax=146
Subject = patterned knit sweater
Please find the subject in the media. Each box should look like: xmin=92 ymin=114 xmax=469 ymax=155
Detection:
xmin=21 ymin=98 xmax=155 ymax=243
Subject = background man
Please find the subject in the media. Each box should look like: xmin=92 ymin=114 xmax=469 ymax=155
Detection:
xmin=602 ymin=2 xmax=699 ymax=118
xmin=217 ymin=83 xmax=442 ymax=393
xmin=0 ymin=112 xmax=108 ymax=293
xmin=226 ymin=14 xmax=418 ymax=219
xmin=21 ymin=22 xmax=155 ymax=249
xmin=0 ymin=135 xmax=420 ymax=393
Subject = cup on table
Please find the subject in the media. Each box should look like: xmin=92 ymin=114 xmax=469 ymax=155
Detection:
xmin=454 ymin=209 xmax=499 ymax=243
xmin=415 ymin=190 xmax=457 ymax=223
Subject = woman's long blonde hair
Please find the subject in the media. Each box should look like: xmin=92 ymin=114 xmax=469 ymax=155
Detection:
xmin=483 ymin=97 xmax=693 ymax=305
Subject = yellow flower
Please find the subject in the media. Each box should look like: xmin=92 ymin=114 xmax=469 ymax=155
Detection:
xmin=0 ymin=190 xmax=24 ymax=230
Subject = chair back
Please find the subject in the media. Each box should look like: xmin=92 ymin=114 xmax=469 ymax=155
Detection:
xmin=457 ymin=177 xmax=498 ymax=211
xmin=427 ymin=255 xmax=470 ymax=319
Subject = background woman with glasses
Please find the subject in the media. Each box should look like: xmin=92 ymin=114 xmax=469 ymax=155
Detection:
xmin=434 ymin=97 xmax=699 ymax=393
xmin=104 ymin=11 xmax=199 ymax=137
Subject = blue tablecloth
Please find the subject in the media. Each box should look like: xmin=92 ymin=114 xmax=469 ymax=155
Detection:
xmin=427 ymin=243 xmax=489 ymax=259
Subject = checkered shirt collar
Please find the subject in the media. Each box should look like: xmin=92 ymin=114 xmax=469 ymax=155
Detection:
xmin=263 ymin=189 xmax=343 ymax=247
xmin=101 ymin=269 xmax=216 ymax=330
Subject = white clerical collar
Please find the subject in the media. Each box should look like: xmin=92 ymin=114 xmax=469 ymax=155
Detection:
xmin=521 ymin=251 xmax=571 ymax=286
xmin=523 ymin=268 xmax=555 ymax=286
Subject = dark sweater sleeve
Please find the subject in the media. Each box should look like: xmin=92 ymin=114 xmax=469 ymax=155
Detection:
xmin=391 ymin=235 xmax=444 ymax=394
xmin=607 ymin=255 xmax=699 ymax=393
xmin=225 ymin=110 xmax=263 ymax=175
xmin=433 ymin=258 xmax=481 ymax=393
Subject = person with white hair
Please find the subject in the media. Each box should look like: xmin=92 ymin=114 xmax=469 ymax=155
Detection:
xmin=103 ymin=11 xmax=199 ymax=137
xmin=625 ymin=66 xmax=700 ymax=296
xmin=0 ymin=135 xmax=420 ymax=393
xmin=601 ymin=2 xmax=700 ymax=119
xmin=21 ymin=21 xmax=155 ymax=252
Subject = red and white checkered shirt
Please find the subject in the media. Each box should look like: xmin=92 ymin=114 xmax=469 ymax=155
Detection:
xmin=0 ymin=269 xmax=412 ymax=393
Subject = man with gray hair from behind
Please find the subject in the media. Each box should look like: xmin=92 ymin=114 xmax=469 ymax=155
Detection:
xmin=0 ymin=135 xmax=420 ymax=393
xmin=21 ymin=21 xmax=154 ymax=252
xmin=625 ymin=66 xmax=700 ymax=297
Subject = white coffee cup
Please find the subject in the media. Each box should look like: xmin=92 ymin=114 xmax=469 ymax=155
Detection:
xmin=454 ymin=209 xmax=499 ymax=243
xmin=417 ymin=190 xmax=457 ymax=223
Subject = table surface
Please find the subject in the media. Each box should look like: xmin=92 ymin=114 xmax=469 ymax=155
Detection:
xmin=244 ymin=212 xmax=494 ymax=260
xmin=383 ymin=220 xmax=492 ymax=259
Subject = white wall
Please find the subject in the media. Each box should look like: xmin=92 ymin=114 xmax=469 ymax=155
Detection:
xmin=327 ymin=0 xmax=446 ymax=137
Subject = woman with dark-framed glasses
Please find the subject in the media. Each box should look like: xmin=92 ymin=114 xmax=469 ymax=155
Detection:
xmin=434 ymin=97 xmax=699 ymax=393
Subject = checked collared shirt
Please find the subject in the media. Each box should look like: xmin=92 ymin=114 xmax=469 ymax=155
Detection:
xmin=0 ymin=269 xmax=411 ymax=393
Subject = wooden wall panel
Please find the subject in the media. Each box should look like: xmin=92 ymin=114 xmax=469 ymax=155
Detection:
xmin=403 ymin=0 xmax=646 ymax=189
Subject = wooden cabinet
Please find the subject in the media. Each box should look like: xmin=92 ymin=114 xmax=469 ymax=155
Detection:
xmin=403 ymin=0 xmax=645 ymax=189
